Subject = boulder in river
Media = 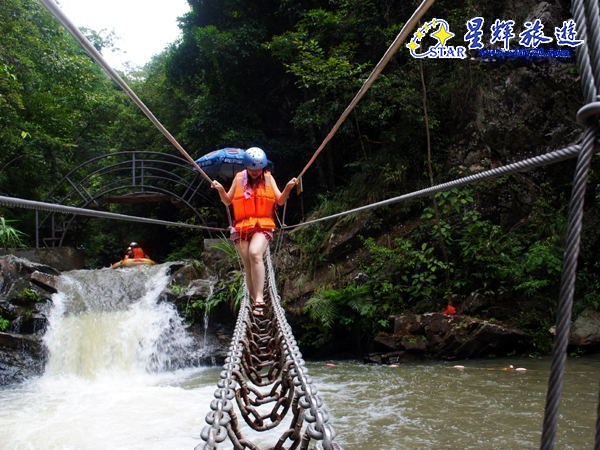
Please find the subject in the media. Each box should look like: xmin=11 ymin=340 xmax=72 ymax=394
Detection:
xmin=369 ymin=312 xmax=532 ymax=362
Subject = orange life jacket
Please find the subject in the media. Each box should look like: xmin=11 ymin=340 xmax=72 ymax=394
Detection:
xmin=132 ymin=247 xmax=146 ymax=259
xmin=231 ymin=170 xmax=276 ymax=232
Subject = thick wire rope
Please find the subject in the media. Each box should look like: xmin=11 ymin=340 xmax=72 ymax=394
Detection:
xmin=284 ymin=144 xmax=584 ymax=230
xmin=37 ymin=2 xmax=338 ymax=447
xmin=541 ymin=132 xmax=597 ymax=450
xmin=0 ymin=195 xmax=226 ymax=231
xmin=296 ymin=0 xmax=436 ymax=180
xmin=540 ymin=0 xmax=600 ymax=448
xmin=269 ymin=0 xmax=435 ymax=259
xmin=36 ymin=0 xmax=240 ymax=232
xmin=582 ymin=0 xmax=600 ymax=91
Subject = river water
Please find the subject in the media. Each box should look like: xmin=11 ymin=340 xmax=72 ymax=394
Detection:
xmin=0 ymin=266 xmax=597 ymax=449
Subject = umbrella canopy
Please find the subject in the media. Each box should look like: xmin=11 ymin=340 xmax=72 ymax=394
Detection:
xmin=194 ymin=148 xmax=246 ymax=180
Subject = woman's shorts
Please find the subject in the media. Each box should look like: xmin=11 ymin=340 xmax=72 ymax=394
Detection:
xmin=230 ymin=227 xmax=274 ymax=244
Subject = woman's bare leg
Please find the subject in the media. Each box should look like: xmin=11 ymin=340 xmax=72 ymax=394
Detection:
xmin=247 ymin=232 xmax=269 ymax=305
xmin=235 ymin=240 xmax=254 ymax=300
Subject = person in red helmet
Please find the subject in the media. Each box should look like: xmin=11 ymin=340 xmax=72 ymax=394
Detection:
xmin=211 ymin=147 xmax=298 ymax=314
xmin=126 ymin=242 xmax=148 ymax=259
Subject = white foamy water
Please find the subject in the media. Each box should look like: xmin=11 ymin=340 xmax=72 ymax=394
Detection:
xmin=0 ymin=264 xmax=598 ymax=449
xmin=0 ymin=368 xmax=216 ymax=449
xmin=0 ymin=265 xmax=219 ymax=450
xmin=43 ymin=265 xmax=195 ymax=376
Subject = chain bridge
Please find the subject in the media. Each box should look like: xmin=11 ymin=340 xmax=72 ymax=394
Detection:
xmin=0 ymin=0 xmax=599 ymax=448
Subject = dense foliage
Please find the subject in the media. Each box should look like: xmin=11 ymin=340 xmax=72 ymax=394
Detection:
xmin=1 ymin=0 xmax=599 ymax=353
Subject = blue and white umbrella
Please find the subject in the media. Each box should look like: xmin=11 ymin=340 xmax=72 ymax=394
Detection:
xmin=194 ymin=148 xmax=246 ymax=180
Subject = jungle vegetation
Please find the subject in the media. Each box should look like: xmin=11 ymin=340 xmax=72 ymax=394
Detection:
xmin=1 ymin=0 xmax=598 ymax=353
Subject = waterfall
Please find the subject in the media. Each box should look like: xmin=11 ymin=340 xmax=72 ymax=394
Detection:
xmin=0 ymin=264 xmax=229 ymax=449
xmin=43 ymin=264 xmax=194 ymax=378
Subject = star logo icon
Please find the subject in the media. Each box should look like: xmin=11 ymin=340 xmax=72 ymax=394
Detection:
xmin=406 ymin=39 xmax=420 ymax=52
xmin=431 ymin=21 xmax=454 ymax=46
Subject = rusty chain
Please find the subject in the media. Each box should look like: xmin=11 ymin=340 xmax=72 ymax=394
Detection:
xmin=198 ymin=251 xmax=343 ymax=449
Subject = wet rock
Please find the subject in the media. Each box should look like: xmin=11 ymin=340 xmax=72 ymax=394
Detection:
xmin=186 ymin=279 xmax=215 ymax=298
xmin=184 ymin=323 xmax=232 ymax=366
xmin=570 ymin=310 xmax=600 ymax=347
xmin=167 ymin=260 xmax=209 ymax=286
xmin=0 ymin=257 xmax=234 ymax=386
xmin=0 ymin=257 xmax=56 ymax=385
xmin=30 ymin=271 xmax=59 ymax=293
xmin=0 ymin=332 xmax=46 ymax=385
xmin=363 ymin=350 xmax=420 ymax=365
xmin=161 ymin=260 xmax=235 ymax=365
xmin=1 ymin=247 xmax=84 ymax=271
xmin=0 ymin=255 xmax=56 ymax=332
xmin=0 ymin=254 xmax=59 ymax=284
xmin=374 ymin=313 xmax=531 ymax=360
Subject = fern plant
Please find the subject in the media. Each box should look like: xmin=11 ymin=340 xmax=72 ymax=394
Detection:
xmin=211 ymin=235 xmax=241 ymax=269
xmin=304 ymin=290 xmax=338 ymax=329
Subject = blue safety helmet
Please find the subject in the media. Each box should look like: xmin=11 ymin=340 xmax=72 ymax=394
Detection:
xmin=243 ymin=147 xmax=268 ymax=170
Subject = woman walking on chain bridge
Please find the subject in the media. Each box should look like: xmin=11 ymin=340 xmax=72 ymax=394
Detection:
xmin=211 ymin=147 xmax=298 ymax=315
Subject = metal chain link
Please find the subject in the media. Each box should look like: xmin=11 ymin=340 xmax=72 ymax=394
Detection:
xmin=36 ymin=0 xmax=600 ymax=447
xmin=198 ymin=254 xmax=343 ymax=449
xmin=265 ymin=248 xmax=342 ymax=450
xmin=197 ymin=283 xmax=252 ymax=449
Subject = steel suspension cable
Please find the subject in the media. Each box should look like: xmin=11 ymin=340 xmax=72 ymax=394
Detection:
xmin=284 ymin=144 xmax=585 ymax=230
xmin=583 ymin=0 xmax=600 ymax=91
xmin=38 ymin=0 xmax=213 ymax=185
xmin=0 ymin=194 xmax=225 ymax=231
xmin=541 ymin=132 xmax=597 ymax=450
xmin=541 ymin=0 xmax=600 ymax=448
xmin=296 ymin=0 xmax=436 ymax=180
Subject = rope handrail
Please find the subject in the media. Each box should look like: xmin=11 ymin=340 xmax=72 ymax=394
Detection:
xmin=296 ymin=0 xmax=436 ymax=180
xmin=0 ymin=194 xmax=226 ymax=231
xmin=285 ymin=143 xmax=586 ymax=230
